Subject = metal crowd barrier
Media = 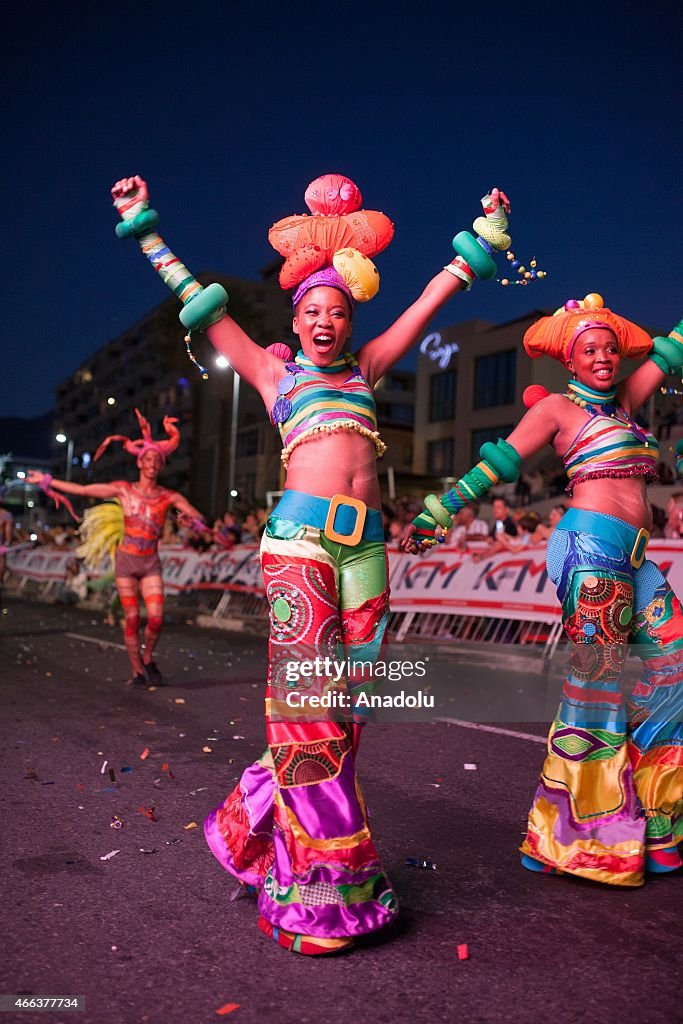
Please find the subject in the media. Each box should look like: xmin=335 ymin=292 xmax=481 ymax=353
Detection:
xmin=6 ymin=567 xmax=563 ymax=657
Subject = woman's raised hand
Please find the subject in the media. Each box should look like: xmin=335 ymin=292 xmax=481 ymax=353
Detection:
xmin=485 ymin=188 xmax=511 ymax=216
xmin=27 ymin=470 xmax=45 ymax=485
xmin=111 ymin=175 xmax=150 ymax=217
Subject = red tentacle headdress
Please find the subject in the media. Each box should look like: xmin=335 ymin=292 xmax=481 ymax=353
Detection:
xmin=94 ymin=409 xmax=180 ymax=466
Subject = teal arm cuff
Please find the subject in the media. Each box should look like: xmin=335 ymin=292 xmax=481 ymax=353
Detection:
xmin=651 ymin=336 xmax=683 ymax=375
xmin=413 ymin=438 xmax=522 ymax=540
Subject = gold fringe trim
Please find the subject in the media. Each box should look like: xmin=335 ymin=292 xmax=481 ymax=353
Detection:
xmin=281 ymin=422 xmax=387 ymax=466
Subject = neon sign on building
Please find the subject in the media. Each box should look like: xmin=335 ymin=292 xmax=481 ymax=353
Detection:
xmin=419 ymin=332 xmax=459 ymax=370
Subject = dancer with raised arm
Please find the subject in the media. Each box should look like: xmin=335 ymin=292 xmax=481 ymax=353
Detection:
xmin=110 ymin=171 xmax=517 ymax=952
xmin=29 ymin=411 xmax=206 ymax=687
xmin=403 ymin=296 xmax=683 ymax=886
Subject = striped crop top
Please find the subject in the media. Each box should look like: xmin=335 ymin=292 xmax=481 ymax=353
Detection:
xmin=270 ymin=353 xmax=386 ymax=466
xmin=562 ymin=404 xmax=659 ymax=494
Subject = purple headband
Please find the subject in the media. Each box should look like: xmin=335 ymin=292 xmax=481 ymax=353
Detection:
xmin=567 ymin=318 xmax=614 ymax=358
xmin=292 ymin=267 xmax=355 ymax=308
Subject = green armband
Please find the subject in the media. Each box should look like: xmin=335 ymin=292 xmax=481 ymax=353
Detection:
xmin=419 ymin=438 xmax=522 ymax=526
xmin=650 ymin=328 xmax=683 ymax=375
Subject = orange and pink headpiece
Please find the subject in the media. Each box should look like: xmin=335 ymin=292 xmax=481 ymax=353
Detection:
xmin=94 ymin=409 xmax=180 ymax=467
xmin=268 ymin=173 xmax=394 ymax=307
xmin=523 ymin=293 xmax=653 ymax=364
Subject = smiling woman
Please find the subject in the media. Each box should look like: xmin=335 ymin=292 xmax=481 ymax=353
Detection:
xmin=110 ymin=170 xmax=514 ymax=954
xmin=403 ymin=295 xmax=683 ymax=888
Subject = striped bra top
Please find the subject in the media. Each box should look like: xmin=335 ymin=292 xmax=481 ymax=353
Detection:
xmin=562 ymin=404 xmax=659 ymax=494
xmin=270 ymin=353 xmax=386 ymax=466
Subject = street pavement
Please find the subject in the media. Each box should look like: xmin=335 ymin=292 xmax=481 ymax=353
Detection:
xmin=1 ymin=598 xmax=681 ymax=1024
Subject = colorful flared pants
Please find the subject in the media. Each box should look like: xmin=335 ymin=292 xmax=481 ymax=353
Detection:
xmin=521 ymin=509 xmax=683 ymax=886
xmin=205 ymin=499 xmax=398 ymax=937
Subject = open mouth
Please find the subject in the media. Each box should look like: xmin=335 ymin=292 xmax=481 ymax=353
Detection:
xmin=312 ymin=333 xmax=335 ymax=354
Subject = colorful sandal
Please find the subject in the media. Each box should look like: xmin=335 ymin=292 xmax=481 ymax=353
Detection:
xmin=257 ymin=916 xmax=353 ymax=956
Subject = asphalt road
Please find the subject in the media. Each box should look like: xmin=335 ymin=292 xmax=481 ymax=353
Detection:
xmin=1 ymin=598 xmax=681 ymax=1024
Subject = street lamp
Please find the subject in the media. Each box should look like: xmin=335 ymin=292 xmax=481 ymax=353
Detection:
xmin=215 ymin=356 xmax=241 ymax=511
xmin=55 ymin=433 xmax=74 ymax=482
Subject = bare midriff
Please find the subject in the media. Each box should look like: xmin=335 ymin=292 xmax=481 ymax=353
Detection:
xmin=570 ymin=476 xmax=652 ymax=532
xmin=283 ymin=430 xmax=382 ymax=510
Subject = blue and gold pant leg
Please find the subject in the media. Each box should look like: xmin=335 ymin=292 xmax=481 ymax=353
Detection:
xmin=521 ymin=525 xmax=646 ymax=885
xmin=629 ymin=560 xmax=683 ymax=872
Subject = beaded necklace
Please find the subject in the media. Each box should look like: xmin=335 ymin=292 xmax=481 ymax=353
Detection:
xmin=564 ymin=378 xmax=650 ymax=446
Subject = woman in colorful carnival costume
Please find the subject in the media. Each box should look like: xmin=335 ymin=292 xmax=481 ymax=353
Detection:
xmin=109 ymin=171 xmax=514 ymax=953
xmin=403 ymin=295 xmax=683 ymax=887
xmin=28 ymin=410 xmax=206 ymax=687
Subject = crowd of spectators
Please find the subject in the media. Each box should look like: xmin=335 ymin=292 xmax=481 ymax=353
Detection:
xmin=4 ymin=486 xmax=683 ymax=576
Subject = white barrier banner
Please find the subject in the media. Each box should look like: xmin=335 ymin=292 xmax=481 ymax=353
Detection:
xmin=386 ymin=540 xmax=683 ymax=623
xmin=158 ymin=545 xmax=262 ymax=592
xmin=9 ymin=540 xmax=683 ymax=622
xmin=6 ymin=544 xmax=263 ymax=592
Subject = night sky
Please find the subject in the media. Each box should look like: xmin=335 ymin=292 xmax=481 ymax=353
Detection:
xmin=5 ymin=1 xmax=682 ymax=419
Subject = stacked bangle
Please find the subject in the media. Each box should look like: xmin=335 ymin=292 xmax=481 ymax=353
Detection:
xmin=114 ymin=191 xmax=229 ymax=375
xmin=444 ymin=257 xmax=475 ymax=290
xmin=412 ymin=438 xmax=522 ymax=544
xmin=650 ymin=321 xmax=683 ymax=375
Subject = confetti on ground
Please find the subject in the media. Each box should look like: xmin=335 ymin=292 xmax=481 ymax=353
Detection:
xmin=406 ymin=857 xmax=437 ymax=870
xmin=189 ymin=788 xmax=208 ymax=796
xmin=100 ymin=850 xmax=120 ymax=861
xmin=143 ymin=720 xmax=156 ymax=725
xmin=174 ymin=698 xmax=186 ymax=705
xmin=232 ymin=735 xmax=245 ymax=740
xmin=138 ymin=806 xmax=158 ymax=822
xmin=140 ymin=848 xmax=158 ymax=855
xmin=108 ymin=768 xmax=116 ymax=782
xmin=162 ymin=763 xmax=175 ymax=780
xmin=215 ymin=1003 xmax=240 ymax=1016
xmin=120 ymin=766 xmax=134 ymax=773
xmin=100 ymin=760 xmax=108 ymax=774
xmin=166 ymin=838 xmax=181 ymax=845
xmin=110 ymin=815 xmax=123 ymax=829
xmin=457 ymin=944 xmax=469 ymax=960
xmin=184 ymin=821 xmax=198 ymax=830
xmin=464 ymin=764 xmax=477 ymax=770
xmin=203 ymin=746 xmax=213 ymax=753
xmin=139 ymin=748 xmax=150 ymax=760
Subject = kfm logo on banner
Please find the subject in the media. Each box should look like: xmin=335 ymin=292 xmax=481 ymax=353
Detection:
xmin=387 ymin=541 xmax=683 ymax=624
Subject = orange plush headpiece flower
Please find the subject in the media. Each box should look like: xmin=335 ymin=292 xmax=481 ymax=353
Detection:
xmin=523 ymin=293 xmax=653 ymax=364
xmin=268 ymin=173 xmax=394 ymax=304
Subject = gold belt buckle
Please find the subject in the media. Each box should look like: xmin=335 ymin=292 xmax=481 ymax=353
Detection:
xmin=324 ymin=495 xmax=367 ymax=547
xmin=630 ymin=527 xmax=650 ymax=569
